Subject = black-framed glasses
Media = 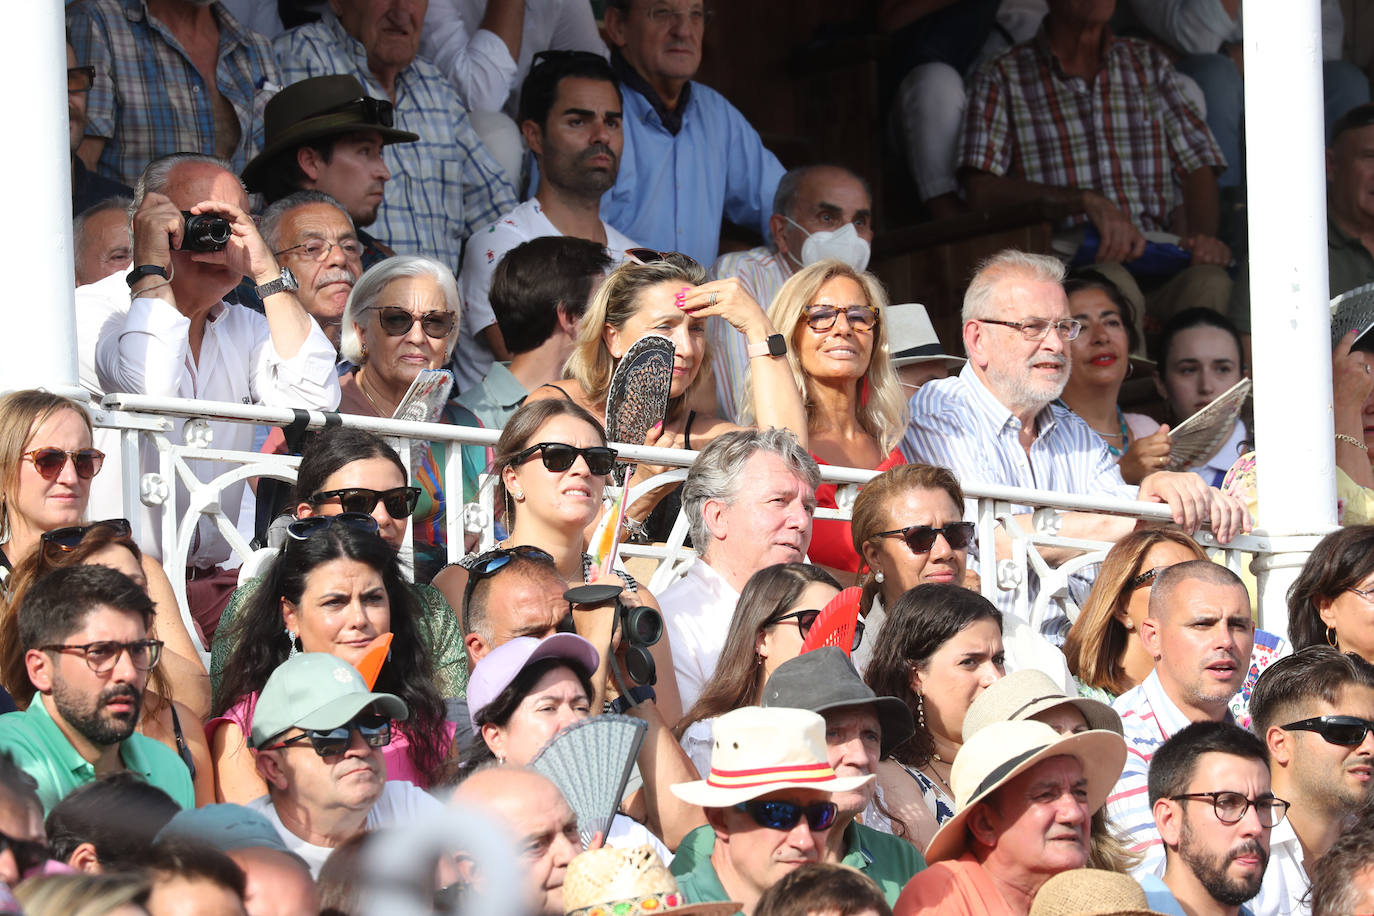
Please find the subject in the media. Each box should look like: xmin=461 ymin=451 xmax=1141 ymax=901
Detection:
xmin=804 ymin=304 xmax=878 ymax=333
xmin=461 ymin=545 xmax=556 ymax=630
xmin=1169 ymin=791 xmax=1290 ymax=827
xmin=732 ymin=799 xmax=838 ymax=832
xmin=68 ymin=66 xmax=96 ymax=94
xmin=979 ymin=317 xmax=1082 ymax=341
xmin=308 ymin=486 xmax=420 ymax=519
xmin=0 ymin=830 xmax=50 ymax=877
xmin=871 ymin=522 xmax=975 ymax=554
xmin=514 ymin=442 xmax=618 ymax=477
xmin=1281 ymin=715 xmax=1374 ymax=746
xmin=39 ymin=518 xmax=132 ymax=559
xmin=41 ymin=639 xmax=163 ymax=674
xmin=286 ymin=512 xmax=380 ymax=541
xmin=263 ymin=714 xmax=392 ymax=757
xmin=624 ymin=248 xmax=703 ymax=271
xmin=321 ymin=95 xmax=395 ymax=128
xmin=22 ymin=447 xmax=104 ymax=481
xmin=766 ymin=608 xmax=865 ymax=652
xmin=275 ymin=237 xmax=364 ymax=262
xmin=368 ymin=305 xmax=457 ymax=339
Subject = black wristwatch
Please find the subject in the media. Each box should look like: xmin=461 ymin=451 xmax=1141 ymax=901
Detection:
xmin=126 ymin=264 xmax=169 ymax=288
xmin=747 ymin=333 xmax=787 ymax=359
xmin=608 ymin=685 xmax=657 ymax=714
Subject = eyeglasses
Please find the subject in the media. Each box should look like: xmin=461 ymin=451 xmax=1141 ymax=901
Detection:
xmin=1347 ymin=585 xmax=1374 ymax=603
xmin=308 ymin=486 xmax=420 ymax=519
xmin=870 ymin=522 xmax=975 ymax=554
xmin=68 ymin=65 xmax=96 ymax=94
xmin=1281 ymin=715 xmax=1374 ymax=746
xmin=41 ymin=639 xmax=163 ymax=674
xmin=1169 ymin=791 xmax=1290 ymax=827
xmin=275 ymin=237 xmax=364 ymax=262
xmin=766 ymin=609 xmax=865 ymax=652
xmin=623 ymin=248 xmax=703 ymax=272
xmin=39 ymin=518 xmax=132 ymax=559
xmin=514 ymin=442 xmax=618 ymax=477
xmin=804 ymin=304 xmax=879 ymax=333
xmin=979 ymin=317 xmax=1082 ymax=341
xmin=368 ymin=306 xmax=457 ymax=339
xmin=321 ymin=95 xmax=395 ymax=128
xmin=461 ymin=545 xmax=556 ymax=631
xmin=0 ymin=830 xmax=50 ymax=877
xmin=732 ymin=799 xmax=838 ymax=832
xmin=21 ymin=447 xmax=105 ymax=481
xmin=644 ymin=5 xmax=712 ymax=28
xmin=286 ymin=512 xmax=380 ymax=541
xmin=263 ymin=714 xmax=392 ymax=757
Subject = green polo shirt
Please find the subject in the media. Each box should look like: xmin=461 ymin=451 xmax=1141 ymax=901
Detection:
xmin=0 ymin=698 xmax=194 ymax=813
xmin=454 ymin=362 xmax=529 ymax=430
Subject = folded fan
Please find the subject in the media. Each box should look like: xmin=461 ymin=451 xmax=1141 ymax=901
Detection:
xmin=529 ymin=714 xmax=648 ymax=848
xmin=799 ymin=587 xmax=864 ymax=656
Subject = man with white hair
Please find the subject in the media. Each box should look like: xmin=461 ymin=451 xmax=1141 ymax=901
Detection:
xmin=257 ymin=191 xmax=364 ymax=353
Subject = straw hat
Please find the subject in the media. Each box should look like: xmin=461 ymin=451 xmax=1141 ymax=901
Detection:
xmin=670 ymin=707 xmax=874 ymax=808
xmin=924 ymin=720 xmax=1126 ymax=864
xmin=562 ymin=845 xmax=740 ymax=916
xmin=961 ymin=669 xmax=1122 ymax=742
xmin=1029 ymin=869 xmax=1169 ymax=916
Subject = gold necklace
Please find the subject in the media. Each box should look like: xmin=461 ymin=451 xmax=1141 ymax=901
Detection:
xmin=356 ymin=370 xmax=394 ymax=417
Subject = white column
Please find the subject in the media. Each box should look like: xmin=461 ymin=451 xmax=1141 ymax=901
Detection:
xmin=1245 ymin=0 xmax=1333 ymax=637
xmin=1 ymin=0 xmax=78 ymax=392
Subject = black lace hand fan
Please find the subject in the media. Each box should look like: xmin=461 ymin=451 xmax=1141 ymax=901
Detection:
xmin=604 ymin=334 xmax=675 ymax=480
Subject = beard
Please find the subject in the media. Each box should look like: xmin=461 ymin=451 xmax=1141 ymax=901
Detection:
xmin=51 ymin=677 xmax=142 ymax=746
xmin=984 ymin=352 xmax=1068 ymax=414
xmin=1179 ymin=818 xmax=1266 ymax=906
xmin=546 ymin=144 xmax=619 ymax=197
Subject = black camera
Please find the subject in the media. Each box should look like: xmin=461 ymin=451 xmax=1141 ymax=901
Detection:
xmin=564 ymin=582 xmax=663 ymax=686
xmin=179 ymin=210 xmax=232 ymax=252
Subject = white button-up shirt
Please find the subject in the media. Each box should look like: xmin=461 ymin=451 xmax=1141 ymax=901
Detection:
xmin=660 ymin=557 xmax=740 ymax=712
xmin=1251 ymin=816 xmax=1311 ymax=916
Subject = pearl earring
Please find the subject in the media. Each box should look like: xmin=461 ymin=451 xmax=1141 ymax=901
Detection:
xmin=874 ymin=569 xmax=885 ymax=584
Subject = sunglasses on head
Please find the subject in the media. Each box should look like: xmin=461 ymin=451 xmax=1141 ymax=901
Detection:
xmin=40 ymin=518 xmax=132 ymax=558
xmin=623 ymin=248 xmax=703 ymax=272
xmin=22 ymin=447 xmax=104 ymax=481
xmin=322 ymin=95 xmax=395 ymax=128
xmin=286 ymin=512 xmax=380 ymax=541
xmin=461 ymin=545 xmax=556 ymax=630
xmin=871 ymin=521 xmax=975 ymax=554
xmin=733 ymin=799 xmax=838 ymax=832
xmin=514 ymin=442 xmax=618 ymax=477
xmin=804 ymin=304 xmax=879 ymax=333
xmin=263 ymin=713 xmax=392 ymax=757
xmin=308 ymin=486 xmax=420 ymax=519
xmin=1281 ymin=715 xmax=1374 ymax=746
xmin=0 ymin=830 xmax=50 ymax=877
xmin=368 ymin=305 xmax=457 ymax=339
xmin=767 ymin=608 xmax=865 ymax=652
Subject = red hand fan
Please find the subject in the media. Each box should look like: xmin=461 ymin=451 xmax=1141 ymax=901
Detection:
xmin=799 ymin=587 xmax=863 ymax=656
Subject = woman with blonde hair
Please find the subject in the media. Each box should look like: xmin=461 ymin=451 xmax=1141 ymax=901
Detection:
xmin=744 ymin=259 xmax=907 ymax=578
xmin=15 ymin=873 xmax=149 ymax=916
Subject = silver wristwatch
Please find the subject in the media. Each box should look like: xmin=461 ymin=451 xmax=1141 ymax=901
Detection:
xmin=254 ymin=266 xmax=298 ymax=299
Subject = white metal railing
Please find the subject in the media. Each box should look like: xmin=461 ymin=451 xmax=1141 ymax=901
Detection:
xmin=92 ymin=395 xmax=1298 ymax=661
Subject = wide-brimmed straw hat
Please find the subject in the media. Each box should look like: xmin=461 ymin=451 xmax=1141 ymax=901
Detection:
xmin=670 ymin=706 xmax=874 ymax=808
xmin=887 ymin=303 xmax=966 ymax=370
xmin=961 ymin=669 xmax=1122 ymax=742
xmin=1028 ymin=869 xmax=1169 ymax=916
xmin=924 ymin=720 xmax=1126 ymax=864
xmin=562 ymin=845 xmax=739 ymax=916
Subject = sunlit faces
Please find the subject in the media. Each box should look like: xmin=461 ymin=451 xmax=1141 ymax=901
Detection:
xmin=1144 ymin=579 xmax=1254 ymax=715
xmin=1066 ymin=287 xmax=1130 ymax=390
xmin=74 ymin=206 xmax=133 ymax=287
xmin=606 ymin=0 xmax=705 ymax=97
xmin=1031 ymin=703 xmax=1090 ymax=736
xmin=355 ymin=274 xmax=456 ymax=392
xmin=281 ymin=557 xmax=391 ymax=668
xmin=259 ymin=723 xmax=386 ymax=815
xmin=481 ymin=772 xmax=581 ymax=915
xmin=532 ymin=77 xmax=623 ymax=197
xmin=910 ymin=619 xmax=1004 ymax=744
xmin=1157 ymin=324 xmax=1243 ymax=421
xmin=12 ymin=408 xmax=94 ymax=547
xmin=706 ymin=451 xmax=816 ymax=569
xmin=713 ymin=787 xmax=831 ymax=898
xmin=1118 ymin=541 xmax=1205 ymax=637
xmin=333 ymin=0 xmax=425 ymax=72
xmin=1283 ymin=685 xmax=1374 ymax=811
xmin=1167 ymin=752 xmax=1271 ymax=907
xmin=862 ymin=486 xmax=967 ymax=595
xmin=603 ymin=280 xmax=706 ymax=399
xmin=757 ymin=581 xmax=840 ymax=678
xmin=275 ymin=203 xmax=361 ymax=348
xmin=296 ymin=457 xmax=410 ymax=549
xmin=822 ymin=706 xmax=882 ymax=816
xmin=977 ymin=279 xmax=1072 ymax=412
xmin=481 ymin=664 xmax=591 ymax=766
xmin=1319 ymin=573 xmax=1374 ymax=661
xmin=795 ymin=276 xmax=875 ymax=384
xmin=505 ymin=415 xmax=610 ymax=529
xmin=976 ymin=756 xmax=1090 ymax=873
xmin=305 ymin=131 xmax=391 ymax=227
xmin=40 ymin=607 xmax=149 ymax=747
xmin=479 ymin=571 xmax=572 ymax=650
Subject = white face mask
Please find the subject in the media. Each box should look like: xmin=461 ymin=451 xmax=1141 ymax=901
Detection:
xmin=783 ymin=216 xmax=872 ymax=272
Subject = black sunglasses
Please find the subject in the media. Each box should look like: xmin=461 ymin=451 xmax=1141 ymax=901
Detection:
xmin=263 ymin=714 xmax=392 ymax=757
xmin=0 ymin=830 xmax=50 ymax=877
xmin=514 ymin=442 xmax=618 ymax=477
xmin=286 ymin=512 xmax=380 ymax=541
xmin=308 ymin=486 xmax=420 ymax=519
xmin=733 ymin=799 xmax=838 ymax=832
xmin=1281 ymin=715 xmax=1374 ymax=746
xmin=67 ymin=65 xmax=96 ymax=93
xmin=322 ymin=95 xmax=395 ymax=128
xmin=871 ymin=521 xmax=975 ymax=554
xmin=368 ymin=305 xmax=457 ymax=339
xmin=767 ymin=608 xmax=864 ymax=652
xmin=39 ymin=518 xmax=132 ymax=559
xmin=461 ymin=545 xmax=557 ymax=631
xmin=22 ymin=447 xmax=104 ymax=481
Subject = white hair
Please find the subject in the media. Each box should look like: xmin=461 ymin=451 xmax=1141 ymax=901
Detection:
xmin=961 ymin=250 xmax=1067 ymax=323
xmin=340 ymin=256 xmax=463 ymax=364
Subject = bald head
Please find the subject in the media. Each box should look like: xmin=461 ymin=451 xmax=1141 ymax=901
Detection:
xmin=226 ymin=848 xmax=318 ymax=916
xmin=463 ymin=562 xmax=571 ymax=666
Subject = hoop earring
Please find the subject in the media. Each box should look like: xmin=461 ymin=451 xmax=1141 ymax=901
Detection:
xmin=1328 ymin=626 xmax=1340 ymax=650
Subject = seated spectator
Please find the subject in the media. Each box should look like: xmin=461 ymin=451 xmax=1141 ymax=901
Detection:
xmin=0 ymin=565 xmax=193 ymax=812
xmin=45 ymin=772 xmax=180 ymax=873
xmin=245 ymin=653 xmax=445 ymax=875
xmin=1143 ymin=722 xmax=1278 ymax=916
xmin=655 ymin=429 xmax=819 ymax=712
xmin=74 ymin=197 xmax=133 ymax=288
xmin=893 ymin=719 xmax=1126 ymax=916
xmin=458 ymin=546 xmax=570 ymax=668
xmin=668 ymin=706 xmax=873 ymax=915
xmin=886 ymin=303 xmax=965 ymax=394
xmin=210 ymin=518 xmax=453 ymax=801
xmin=746 ymin=261 xmax=906 ymax=578
xmin=65 ymin=43 xmax=130 ymax=215
xmin=753 ymin=862 xmax=892 ymax=916
xmin=1308 ymin=807 xmax=1374 ymax=916
xmin=1247 ymin=647 xmax=1374 ymax=914
xmin=257 ymin=192 xmax=363 ymax=352
xmin=709 ymin=166 xmax=875 ymax=420
xmin=456 ymin=237 xmax=612 ymax=429
xmin=864 ymin=584 xmax=1005 ymax=851
xmin=1153 ymin=309 xmax=1249 ymax=487
xmin=760 ymin=648 xmax=924 ymax=903
xmin=1326 ymin=104 xmax=1374 ymax=297
xmin=960 ymin=2 xmax=1232 ymax=319
xmin=454 ymin=51 xmax=634 ymax=390
xmin=902 ymin=250 xmax=1248 ymax=640
xmin=67 ymin=0 xmax=279 ymax=187
xmin=242 ymin=75 xmax=419 ymax=269
xmin=1105 ymin=561 xmax=1254 ymax=878
xmin=599 ymin=0 xmax=785 ymax=265
xmin=676 ymin=563 xmax=842 ymax=777
xmin=0 ymin=752 xmax=45 ymax=888
xmin=847 ymin=464 xmax=1071 ymax=689
xmin=144 ymin=841 xmax=248 ymax=916
xmin=13 ymin=873 xmax=150 ymax=916
xmin=1286 ymin=526 xmax=1374 ymax=660
xmin=274 ymin=0 xmax=517 ymax=270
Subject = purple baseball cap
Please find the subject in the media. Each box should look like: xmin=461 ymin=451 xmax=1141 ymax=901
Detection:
xmin=467 ymin=634 xmax=601 ymax=730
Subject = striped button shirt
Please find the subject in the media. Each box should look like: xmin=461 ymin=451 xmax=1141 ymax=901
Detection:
xmin=706 ymin=245 xmax=790 ymax=422
xmin=959 ymin=28 xmax=1224 ymax=232
xmin=274 ymin=14 xmax=518 ymax=271
xmin=68 ymin=0 xmax=280 ymax=187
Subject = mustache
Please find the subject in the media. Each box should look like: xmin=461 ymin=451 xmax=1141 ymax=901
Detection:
xmin=1027 ymin=353 xmax=1068 ymax=368
xmin=315 ymin=268 xmax=357 ymax=289
xmin=1229 ymin=839 xmax=1267 ymax=864
xmin=578 ymin=143 xmax=617 ymax=164
xmin=99 ymin=684 xmax=140 ymax=710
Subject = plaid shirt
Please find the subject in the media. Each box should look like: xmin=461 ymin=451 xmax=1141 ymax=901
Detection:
xmin=960 ymin=28 xmax=1224 ymax=232
xmin=274 ymin=14 xmax=518 ymax=271
xmin=68 ymin=0 xmax=279 ymax=188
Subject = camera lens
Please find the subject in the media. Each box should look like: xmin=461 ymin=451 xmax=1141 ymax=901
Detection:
xmin=620 ymin=605 xmax=662 ymax=647
xmin=179 ymin=211 xmax=231 ymax=251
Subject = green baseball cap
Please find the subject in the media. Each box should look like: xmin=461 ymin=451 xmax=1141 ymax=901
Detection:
xmin=249 ymin=653 xmax=408 ymax=748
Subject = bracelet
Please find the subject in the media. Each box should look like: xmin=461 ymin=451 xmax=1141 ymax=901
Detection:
xmin=1337 ymin=433 xmax=1369 ymax=453
xmin=621 ymin=515 xmax=649 ymax=544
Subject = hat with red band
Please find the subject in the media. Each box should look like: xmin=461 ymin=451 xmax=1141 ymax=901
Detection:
xmin=669 ymin=706 xmax=874 ymax=807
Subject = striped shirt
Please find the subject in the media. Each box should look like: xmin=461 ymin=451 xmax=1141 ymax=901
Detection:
xmin=707 ymin=245 xmax=791 ymax=422
xmin=68 ymin=0 xmax=280 ymax=187
xmin=274 ymin=13 xmax=518 ymax=271
xmin=960 ymin=28 xmax=1224 ymax=232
